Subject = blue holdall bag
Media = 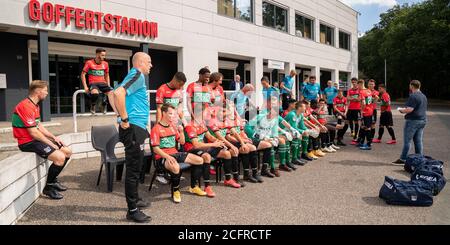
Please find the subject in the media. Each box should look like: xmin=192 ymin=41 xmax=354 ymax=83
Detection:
xmin=411 ymin=169 xmax=447 ymax=196
xmin=414 ymin=162 xmax=444 ymax=176
xmin=379 ymin=176 xmax=434 ymax=207
xmin=404 ymin=154 xmax=435 ymax=173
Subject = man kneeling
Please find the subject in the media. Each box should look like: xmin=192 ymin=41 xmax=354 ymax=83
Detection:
xmin=13 ymin=80 xmax=72 ymax=200
xmin=150 ymin=104 xmax=204 ymax=203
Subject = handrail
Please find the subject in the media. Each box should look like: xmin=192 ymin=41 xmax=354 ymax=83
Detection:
xmin=72 ymin=89 xmax=157 ymax=133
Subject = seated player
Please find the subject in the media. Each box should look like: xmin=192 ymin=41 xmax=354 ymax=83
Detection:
xmin=333 ymin=89 xmax=348 ymax=146
xmin=150 ymin=104 xmax=204 ymax=203
xmin=225 ymin=102 xmax=263 ymax=183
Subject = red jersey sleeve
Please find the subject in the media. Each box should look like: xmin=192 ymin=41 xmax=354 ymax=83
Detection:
xmin=150 ymin=126 xmax=160 ymax=147
xmin=104 ymin=62 xmax=109 ymax=73
xmin=186 ymin=83 xmax=194 ymax=98
xmin=185 ymin=125 xmax=198 ymax=139
xmin=82 ymin=60 xmax=91 ymax=73
xmin=155 ymin=86 xmax=164 ymax=104
xmin=207 ymin=118 xmax=220 ymax=132
xmin=16 ymin=104 xmax=38 ymax=128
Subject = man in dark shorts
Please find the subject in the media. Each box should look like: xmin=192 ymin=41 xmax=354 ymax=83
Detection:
xmin=12 ymin=80 xmax=72 ymax=200
xmin=346 ymin=77 xmax=361 ymax=144
xmin=81 ymin=48 xmax=116 ymax=115
xmin=373 ymin=84 xmax=396 ymax=144
xmin=368 ymin=79 xmax=380 ymax=140
xmin=358 ymin=80 xmax=374 ymax=150
xmin=150 ymin=104 xmax=204 ymax=203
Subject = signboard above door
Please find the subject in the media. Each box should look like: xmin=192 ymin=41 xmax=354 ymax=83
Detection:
xmin=268 ymin=60 xmax=285 ymax=70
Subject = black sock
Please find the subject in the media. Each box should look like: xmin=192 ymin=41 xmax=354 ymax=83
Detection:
xmin=371 ymin=128 xmax=376 ymax=140
xmin=250 ymin=151 xmax=258 ymax=169
xmin=191 ymin=165 xmax=202 ymax=188
xmin=223 ymin=159 xmax=232 ymax=181
xmin=47 ymin=164 xmax=63 ymax=184
xmin=263 ymin=149 xmax=271 ymax=165
xmin=366 ymin=129 xmax=373 ymax=146
xmin=329 ymin=130 xmax=336 ymax=144
xmin=203 ymin=164 xmax=211 ymax=187
xmin=378 ymin=127 xmax=384 ymax=140
xmin=241 ymin=154 xmax=250 ymax=174
xmin=171 ymin=172 xmax=181 ymax=192
xmin=354 ymin=124 xmax=359 ymax=139
xmin=387 ymin=127 xmax=396 ymax=140
xmin=231 ymin=156 xmax=239 ymax=179
xmin=349 ymin=121 xmax=354 ymax=132
xmin=359 ymin=130 xmax=366 ymax=144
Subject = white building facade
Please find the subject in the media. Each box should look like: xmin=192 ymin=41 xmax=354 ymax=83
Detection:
xmin=0 ymin=0 xmax=358 ymax=121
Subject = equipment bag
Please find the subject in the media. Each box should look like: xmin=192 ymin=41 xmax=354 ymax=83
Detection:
xmin=404 ymin=154 xmax=435 ymax=173
xmin=379 ymin=176 xmax=433 ymax=207
xmin=411 ymin=169 xmax=447 ymax=196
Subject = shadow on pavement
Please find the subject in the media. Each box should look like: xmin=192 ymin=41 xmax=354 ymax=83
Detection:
xmin=329 ymin=160 xmax=391 ymax=167
xmin=361 ymin=196 xmax=388 ymax=207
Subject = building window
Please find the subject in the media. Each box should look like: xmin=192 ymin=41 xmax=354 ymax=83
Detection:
xmin=218 ymin=0 xmax=253 ymax=22
xmin=320 ymin=24 xmax=334 ymax=46
xmin=295 ymin=14 xmax=314 ymax=40
xmin=262 ymin=1 xmax=288 ymax=32
xmin=339 ymin=31 xmax=351 ymax=51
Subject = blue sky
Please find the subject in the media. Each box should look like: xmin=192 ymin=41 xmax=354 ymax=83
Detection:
xmin=341 ymin=0 xmax=426 ymax=34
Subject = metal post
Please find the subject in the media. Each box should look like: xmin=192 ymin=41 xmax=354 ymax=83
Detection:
xmin=38 ymin=30 xmax=51 ymax=122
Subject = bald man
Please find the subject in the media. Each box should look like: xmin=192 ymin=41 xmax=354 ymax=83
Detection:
xmin=230 ymin=84 xmax=254 ymax=118
xmin=230 ymin=75 xmax=243 ymax=92
xmin=114 ymin=52 xmax=152 ymax=223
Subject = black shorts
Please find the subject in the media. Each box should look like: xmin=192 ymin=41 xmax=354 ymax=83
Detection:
xmin=19 ymin=140 xmax=60 ymax=159
xmin=90 ymin=83 xmax=113 ymax=93
xmin=189 ymin=147 xmax=222 ymax=159
xmin=346 ymin=110 xmax=360 ymax=122
xmin=361 ymin=116 xmax=373 ymax=128
xmin=231 ymin=141 xmax=242 ymax=149
xmin=156 ymin=152 xmax=189 ymax=171
xmin=372 ymin=109 xmax=378 ymax=124
xmin=380 ymin=111 xmax=394 ymax=127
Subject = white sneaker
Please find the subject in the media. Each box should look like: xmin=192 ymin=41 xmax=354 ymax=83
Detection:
xmin=327 ymin=146 xmax=336 ymax=153
xmin=156 ymin=175 xmax=169 ymax=185
xmin=322 ymin=147 xmax=332 ymax=153
xmin=331 ymin=144 xmax=340 ymax=150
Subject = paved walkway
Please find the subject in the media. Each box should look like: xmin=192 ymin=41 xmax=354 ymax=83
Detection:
xmin=14 ymin=107 xmax=450 ymax=225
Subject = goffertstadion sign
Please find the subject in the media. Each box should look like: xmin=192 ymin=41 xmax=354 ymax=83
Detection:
xmin=27 ymin=0 xmax=158 ymax=39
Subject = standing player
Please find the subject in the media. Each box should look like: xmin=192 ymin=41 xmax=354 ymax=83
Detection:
xmin=81 ymin=48 xmax=116 ymax=115
xmin=346 ymin=78 xmax=361 ymax=144
xmin=333 ymin=89 xmax=348 ymax=146
xmin=323 ymin=80 xmax=339 ymax=115
xmin=208 ymin=72 xmax=226 ymax=117
xmin=186 ymin=67 xmax=211 ymax=118
xmin=373 ymin=84 xmax=397 ymax=144
xmin=155 ymin=72 xmax=187 ymax=124
xmin=358 ymin=80 xmax=374 ymax=150
xmin=368 ymin=79 xmax=380 ymax=140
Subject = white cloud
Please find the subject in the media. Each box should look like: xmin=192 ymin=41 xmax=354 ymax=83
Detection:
xmin=341 ymin=0 xmax=397 ymax=7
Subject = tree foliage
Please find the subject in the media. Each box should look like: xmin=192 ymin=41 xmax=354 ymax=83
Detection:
xmin=359 ymin=0 xmax=450 ymax=99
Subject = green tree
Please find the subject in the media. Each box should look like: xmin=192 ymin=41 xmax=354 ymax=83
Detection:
xmin=359 ymin=0 xmax=450 ymax=99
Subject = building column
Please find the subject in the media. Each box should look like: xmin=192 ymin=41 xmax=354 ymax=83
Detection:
xmin=315 ymin=19 xmax=321 ymax=43
xmin=335 ymin=27 xmax=340 ymax=48
xmin=38 ymin=30 xmax=50 ymax=122
xmin=250 ymin=56 xmax=263 ymax=114
xmin=311 ymin=66 xmax=321 ymax=82
xmin=139 ymin=43 xmax=150 ymax=88
xmin=331 ymin=69 xmax=339 ymax=83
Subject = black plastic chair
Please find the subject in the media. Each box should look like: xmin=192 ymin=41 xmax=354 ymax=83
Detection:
xmin=91 ymin=125 xmax=126 ymax=192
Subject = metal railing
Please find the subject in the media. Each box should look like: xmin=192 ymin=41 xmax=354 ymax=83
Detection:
xmin=72 ymin=89 xmax=157 ymax=133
